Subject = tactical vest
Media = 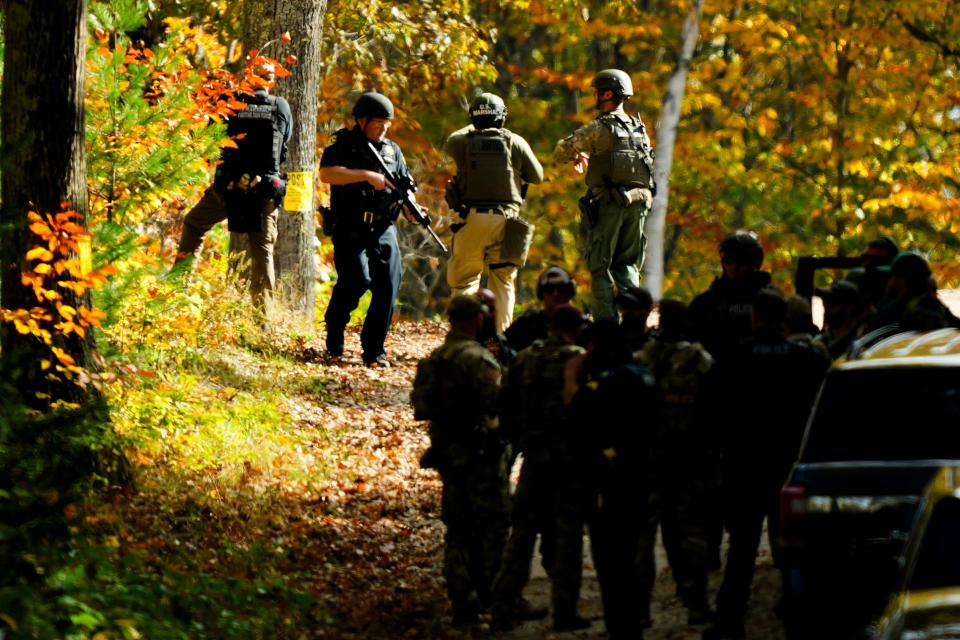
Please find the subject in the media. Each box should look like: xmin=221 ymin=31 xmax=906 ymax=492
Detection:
xmin=585 ymin=113 xmax=655 ymax=190
xmin=516 ymin=340 xmax=583 ymax=432
xmin=458 ymin=129 xmax=521 ymax=206
xmin=222 ymin=92 xmax=283 ymax=177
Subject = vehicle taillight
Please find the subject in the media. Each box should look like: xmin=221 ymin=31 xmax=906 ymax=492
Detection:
xmin=780 ymin=484 xmax=808 ymax=543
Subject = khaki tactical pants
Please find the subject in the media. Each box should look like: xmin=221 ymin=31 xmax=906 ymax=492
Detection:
xmin=175 ymin=186 xmax=279 ymax=312
xmin=447 ymin=207 xmax=518 ymax=333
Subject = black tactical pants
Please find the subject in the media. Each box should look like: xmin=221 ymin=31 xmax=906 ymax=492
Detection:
xmin=590 ymin=481 xmax=653 ymax=639
xmin=714 ymin=478 xmax=782 ymax=625
xmin=324 ymin=223 xmax=401 ymax=362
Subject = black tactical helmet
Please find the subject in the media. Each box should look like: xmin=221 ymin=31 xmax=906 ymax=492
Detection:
xmin=352 ymin=92 xmax=394 ymax=120
xmin=536 ymin=266 xmax=576 ymax=300
xmin=591 ymin=69 xmax=634 ymax=98
xmin=719 ymin=230 xmax=764 ymax=270
xmin=469 ymin=92 xmax=507 ymax=128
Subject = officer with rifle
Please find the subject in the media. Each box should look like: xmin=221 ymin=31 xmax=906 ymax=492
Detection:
xmin=174 ymin=61 xmax=292 ymax=317
xmin=554 ymin=69 xmax=656 ymax=319
xmin=320 ymin=91 xmax=438 ymax=367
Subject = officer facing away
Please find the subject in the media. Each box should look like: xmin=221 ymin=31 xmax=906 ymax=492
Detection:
xmin=175 ymin=62 xmax=292 ymax=314
xmin=411 ymin=295 xmax=508 ymax=625
xmin=444 ymin=93 xmax=544 ymax=333
xmin=554 ymin=69 xmax=656 ymax=319
xmin=320 ymin=92 xmax=419 ymax=367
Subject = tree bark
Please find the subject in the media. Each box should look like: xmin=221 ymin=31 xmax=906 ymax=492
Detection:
xmin=238 ymin=0 xmax=326 ymax=326
xmin=643 ymin=0 xmax=704 ymax=298
xmin=1 ymin=0 xmax=95 ymax=400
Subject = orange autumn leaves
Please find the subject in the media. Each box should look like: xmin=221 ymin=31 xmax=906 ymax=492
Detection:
xmin=1 ymin=208 xmax=111 ymax=389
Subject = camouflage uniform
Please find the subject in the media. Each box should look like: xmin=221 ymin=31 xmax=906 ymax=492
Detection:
xmin=411 ymin=330 xmax=508 ymax=621
xmin=636 ymin=337 xmax=717 ymax=620
xmin=492 ymin=336 xmax=587 ymax=628
xmin=554 ymin=106 xmax=654 ymax=319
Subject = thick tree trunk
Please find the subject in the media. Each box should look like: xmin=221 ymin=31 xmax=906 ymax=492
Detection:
xmin=238 ymin=0 xmax=326 ymax=326
xmin=1 ymin=0 xmax=95 ymax=400
xmin=643 ymin=0 xmax=704 ymax=298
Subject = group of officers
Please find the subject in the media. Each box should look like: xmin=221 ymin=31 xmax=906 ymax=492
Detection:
xmin=413 ymin=229 xmax=959 ymax=639
xmin=170 ymin=62 xmax=960 ymax=639
xmin=174 ymin=64 xmax=654 ymax=366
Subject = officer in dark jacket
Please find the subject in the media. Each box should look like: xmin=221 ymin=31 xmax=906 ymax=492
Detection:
xmin=703 ymin=288 xmax=829 ymax=640
xmin=688 ymin=230 xmax=772 ymax=360
xmin=320 ymin=92 xmax=417 ymax=367
xmin=175 ymin=62 xmax=292 ymax=313
xmin=504 ymin=265 xmax=577 ymax=353
xmin=568 ymin=318 xmax=659 ymax=639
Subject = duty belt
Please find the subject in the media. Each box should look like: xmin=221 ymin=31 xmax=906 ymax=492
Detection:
xmin=467 ymin=206 xmax=510 ymax=216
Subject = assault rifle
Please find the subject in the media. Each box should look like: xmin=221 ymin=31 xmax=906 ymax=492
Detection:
xmin=366 ymin=141 xmax=448 ymax=254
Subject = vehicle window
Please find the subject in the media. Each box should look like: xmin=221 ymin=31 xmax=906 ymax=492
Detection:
xmin=910 ymin=498 xmax=960 ymax=590
xmin=801 ymin=368 xmax=960 ymax=462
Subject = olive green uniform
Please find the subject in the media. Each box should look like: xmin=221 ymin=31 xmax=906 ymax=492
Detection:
xmin=492 ymin=337 xmax=588 ymax=628
xmin=554 ymin=106 xmax=655 ymax=319
xmin=636 ymin=338 xmax=717 ymax=619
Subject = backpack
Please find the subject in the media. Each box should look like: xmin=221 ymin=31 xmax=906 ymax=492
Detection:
xmin=411 ymin=340 xmax=475 ymax=422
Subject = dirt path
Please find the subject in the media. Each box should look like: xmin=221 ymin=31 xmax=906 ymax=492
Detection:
xmin=300 ymin=320 xmax=787 ymax=640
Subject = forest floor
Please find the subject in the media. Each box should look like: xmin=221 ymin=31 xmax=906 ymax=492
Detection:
xmin=79 ymin=317 xmax=789 ymax=639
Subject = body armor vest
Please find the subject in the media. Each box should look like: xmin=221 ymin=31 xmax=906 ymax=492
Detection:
xmin=458 ymin=129 xmax=521 ymax=206
xmin=585 ymin=113 xmax=655 ymax=190
xmin=222 ymin=92 xmax=283 ymax=177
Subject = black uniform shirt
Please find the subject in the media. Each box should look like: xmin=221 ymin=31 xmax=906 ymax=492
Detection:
xmin=320 ymin=126 xmax=410 ymax=215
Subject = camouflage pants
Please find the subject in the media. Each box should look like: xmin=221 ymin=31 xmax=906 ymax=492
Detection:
xmin=492 ymin=451 xmax=588 ymax=621
xmin=440 ymin=454 xmax=510 ymax=616
xmin=652 ymin=481 xmax=712 ymax=610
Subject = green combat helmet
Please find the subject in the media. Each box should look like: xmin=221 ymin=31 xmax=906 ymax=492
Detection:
xmin=352 ymin=91 xmax=394 ymax=120
xmin=591 ymin=68 xmax=634 ymax=98
xmin=470 ymin=92 xmax=507 ymax=129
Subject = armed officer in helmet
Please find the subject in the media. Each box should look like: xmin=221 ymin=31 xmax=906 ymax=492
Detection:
xmin=175 ymin=62 xmax=292 ymax=315
xmin=554 ymin=69 xmax=656 ymax=319
xmin=444 ymin=93 xmax=544 ymax=333
xmin=321 ymin=92 xmax=417 ymax=367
